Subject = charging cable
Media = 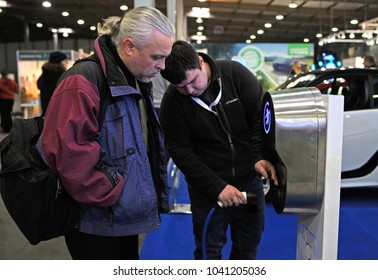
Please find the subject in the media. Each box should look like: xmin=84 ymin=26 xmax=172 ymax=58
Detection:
xmin=201 ymin=191 xmax=257 ymax=260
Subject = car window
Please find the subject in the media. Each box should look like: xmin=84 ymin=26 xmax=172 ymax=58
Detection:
xmin=314 ymin=77 xmax=368 ymax=111
xmin=315 ymin=77 xmax=347 ymax=95
xmin=282 ymin=73 xmax=316 ymax=88
xmin=344 ymin=79 xmax=368 ymax=111
xmin=275 ymin=70 xmax=378 ymax=112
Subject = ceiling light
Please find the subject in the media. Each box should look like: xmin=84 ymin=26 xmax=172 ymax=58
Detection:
xmin=191 ymin=7 xmax=210 ymax=18
xmin=250 ymin=34 xmax=256 ymax=39
xmin=120 ymin=5 xmax=128 ymax=11
xmin=350 ymin=19 xmax=358 ymax=25
xmin=303 ymin=38 xmax=309 ymax=42
xmin=57 ymin=28 xmax=73 ymax=34
xmin=316 ymin=33 xmax=323 ymax=38
xmin=90 ymin=26 xmax=96 ymax=31
xmin=320 ymin=29 xmax=373 ymax=45
xmin=77 ymin=19 xmax=85 ymax=25
xmin=51 ymin=28 xmax=57 ymax=33
xmin=367 ymin=40 xmax=374 ymax=46
xmin=276 ymin=15 xmax=284 ymax=20
xmin=332 ymin=27 xmax=338 ymax=32
xmin=264 ymin=23 xmax=272 ymax=28
xmin=62 ymin=11 xmax=69 ymax=17
xmin=190 ymin=34 xmax=206 ymax=41
xmin=196 ymin=17 xmax=203 ymax=23
xmin=288 ymin=1 xmax=297 ymax=9
xmin=63 ymin=33 xmax=69 ymax=38
xmin=257 ymin=29 xmax=264 ymax=34
xmin=197 ymin=31 xmax=203 ymax=36
xmin=42 ymin=1 xmax=51 ymax=8
xmin=36 ymin=23 xmax=43 ymax=28
xmin=246 ymin=39 xmax=251 ymax=44
xmin=198 ymin=26 xmax=204 ymax=30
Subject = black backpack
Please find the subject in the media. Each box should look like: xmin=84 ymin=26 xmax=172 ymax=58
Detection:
xmin=0 ymin=57 xmax=108 ymax=245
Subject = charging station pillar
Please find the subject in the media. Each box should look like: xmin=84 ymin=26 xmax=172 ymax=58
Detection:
xmin=263 ymin=87 xmax=344 ymax=260
xmin=297 ymin=94 xmax=344 ymax=260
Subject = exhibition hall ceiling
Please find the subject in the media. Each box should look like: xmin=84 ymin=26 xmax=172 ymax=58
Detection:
xmin=0 ymin=0 xmax=377 ymax=44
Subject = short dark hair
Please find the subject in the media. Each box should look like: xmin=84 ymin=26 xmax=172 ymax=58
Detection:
xmin=49 ymin=51 xmax=68 ymax=63
xmin=161 ymin=40 xmax=201 ymax=85
xmin=363 ymin=54 xmax=376 ymax=67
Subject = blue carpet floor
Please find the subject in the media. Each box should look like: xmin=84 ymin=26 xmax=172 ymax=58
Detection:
xmin=140 ymin=167 xmax=378 ymax=260
xmin=140 ymin=204 xmax=298 ymax=260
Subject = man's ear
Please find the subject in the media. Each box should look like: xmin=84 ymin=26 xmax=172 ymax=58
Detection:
xmin=198 ymin=55 xmax=204 ymax=65
xmin=123 ymin=38 xmax=134 ymax=55
xmin=198 ymin=55 xmax=205 ymax=70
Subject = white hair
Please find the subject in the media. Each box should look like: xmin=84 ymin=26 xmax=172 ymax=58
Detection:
xmin=97 ymin=6 xmax=175 ymax=51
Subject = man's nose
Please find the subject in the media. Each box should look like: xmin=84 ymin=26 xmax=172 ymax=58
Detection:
xmin=185 ymin=84 xmax=194 ymax=94
xmin=156 ymin=59 xmax=165 ymax=70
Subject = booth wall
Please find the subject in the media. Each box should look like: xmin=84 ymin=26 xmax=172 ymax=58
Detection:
xmin=0 ymin=38 xmax=93 ymax=75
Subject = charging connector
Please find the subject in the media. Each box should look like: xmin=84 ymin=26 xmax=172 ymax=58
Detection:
xmin=217 ymin=191 xmax=257 ymax=208
xmin=202 ymin=191 xmax=259 ymax=259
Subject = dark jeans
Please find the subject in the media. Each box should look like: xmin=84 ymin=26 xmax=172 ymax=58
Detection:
xmin=65 ymin=230 xmax=139 ymax=260
xmin=189 ymin=176 xmax=265 ymax=260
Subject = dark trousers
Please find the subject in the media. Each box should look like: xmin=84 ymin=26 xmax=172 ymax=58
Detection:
xmin=0 ymin=98 xmax=14 ymax=132
xmin=189 ymin=176 xmax=265 ymax=260
xmin=65 ymin=230 xmax=139 ymax=260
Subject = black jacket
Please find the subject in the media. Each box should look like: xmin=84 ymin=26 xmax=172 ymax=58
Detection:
xmin=37 ymin=63 xmax=66 ymax=115
xmin=160 ymin=53 xmax=264 ymax=200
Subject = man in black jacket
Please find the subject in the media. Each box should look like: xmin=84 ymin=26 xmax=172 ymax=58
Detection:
xmin=37 ymin=51 xmax=69 ymax=116
xmin=160 ymin=41 xmax=278 ymax=260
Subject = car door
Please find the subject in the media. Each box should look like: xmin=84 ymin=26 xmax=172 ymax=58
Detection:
xmin=333 ymin=73 xmax=378 ymax=187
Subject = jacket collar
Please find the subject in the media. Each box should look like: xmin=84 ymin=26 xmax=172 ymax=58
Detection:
xmin=198 ymin=52 xmax=221 ymax=84
xmin=94 ymin=35 xmax=133 ymax=87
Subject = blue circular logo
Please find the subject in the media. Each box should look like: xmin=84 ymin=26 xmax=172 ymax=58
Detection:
xmin=263 ymin=101 xmax=271 ymax=134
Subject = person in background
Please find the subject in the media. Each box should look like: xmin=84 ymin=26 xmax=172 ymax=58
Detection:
xmin=0 ymin=70 xmax=18 ymax=133
xmin=151 ymin=72 xmax=170 ymax=163
xmin=159 ymin=40 xmax=278 ymax=260
xmin=37 ymin=6 xmax=174 ymax=260
xmin=290 ymin=60 xmax=302 ymax=76
xmin=151 ymin=72 xmax=169 ymax=116
xmin=363 ymin=54 xmax=376 ymax=68
xmin=37 ymin=51 xmax=69 ymax=116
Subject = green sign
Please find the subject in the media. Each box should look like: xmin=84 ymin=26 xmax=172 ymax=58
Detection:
xmin=288 ymin=44 xmax=311 ymax=56
xmin=237 ymin=46 xmax=264 ymax=72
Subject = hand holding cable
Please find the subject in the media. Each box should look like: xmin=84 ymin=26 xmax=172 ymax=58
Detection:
xmin=203 ymin=188 xmax=258 ymax=259
xmin=217 ymin=184 xmax=247 ymax=207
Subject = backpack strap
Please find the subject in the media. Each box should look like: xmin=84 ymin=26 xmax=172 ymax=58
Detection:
xmin=72 ymin=54 xmax=110 ymax=132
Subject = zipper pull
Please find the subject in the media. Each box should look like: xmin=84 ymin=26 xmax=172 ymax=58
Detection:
xmin=55 ymin=179 xmax=62 ymax=200
xmin=108 ymin=207 xmax=114 ymax=226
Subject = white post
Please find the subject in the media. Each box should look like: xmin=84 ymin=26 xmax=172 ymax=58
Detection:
xmin=296 ymin=95 xmax=344 ymax=260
